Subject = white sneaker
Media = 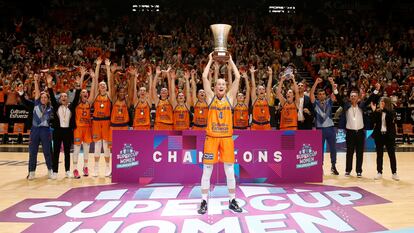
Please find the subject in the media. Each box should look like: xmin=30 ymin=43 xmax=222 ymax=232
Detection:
xmin=105 ymin=166 xmax=111 ymax=177
xmin=48 ymin=170 xmax=53 ymax=179
xmin=93 ymin=166 xmax=99 ymax=177
xmin=392 ymin=173 xmax=400 ymax=181
xmin=374 ymin=173 xmax=382 ymax=180
xmin=65 ymin=171 xmax=71 ymax=178
xmin=27 ymin=171 xmax=35 ymax=180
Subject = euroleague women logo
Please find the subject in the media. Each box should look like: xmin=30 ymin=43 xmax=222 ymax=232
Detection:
xmin=0 ymin=183 xmax=389 ymax=232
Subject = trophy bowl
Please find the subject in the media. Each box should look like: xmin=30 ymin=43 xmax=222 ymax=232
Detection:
xmin=210 ymin=24 xmax=232 ymax=63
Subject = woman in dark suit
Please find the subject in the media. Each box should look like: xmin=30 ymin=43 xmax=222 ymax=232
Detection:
xmin=370 ymin=97 xmax=399 ymax=181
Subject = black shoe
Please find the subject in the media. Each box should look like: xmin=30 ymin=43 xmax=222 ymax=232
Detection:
xmin=331 ymin=166 xmax=339 ymax=175
xmin=357 ymin=173 xmax=362 ymax=178
xmin=229 ymin=199 xmax=242 ymax=213
xmin=198 ymin=200 xmax=207 ymax=215
xmin=344 ymin=172 xmax=351 ymax=177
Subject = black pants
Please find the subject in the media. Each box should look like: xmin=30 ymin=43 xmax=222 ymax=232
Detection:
xmin=345 ymin=129 xmax=365 ymax=173
xmin=298 ymin=121 xmax=312 ymax=130
xmin=52 ymin=128 xmax=73 ymax=173
xmin=375 ymin=133 xmax=397 ymax=174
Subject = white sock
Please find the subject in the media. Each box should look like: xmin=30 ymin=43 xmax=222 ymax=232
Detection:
xmin=73 ymin=145 xmax=80 ymax=170
xmin=102 ymin=140 xmax=110 ymax=166
xmin=201 ymin=164 xmax=213 ymax=201
xmin=82 ymin=142 xmax=90 ymax=167
xmin=224 ymin=163 xmax=236 ymax=200
xmin=94 ymin=140 xmax=102 ymax=167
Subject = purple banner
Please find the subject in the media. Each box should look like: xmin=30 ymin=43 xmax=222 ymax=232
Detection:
xmin=112 ymin=130 xmax=323 ymax=184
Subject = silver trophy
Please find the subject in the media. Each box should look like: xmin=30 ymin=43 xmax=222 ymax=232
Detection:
xmin=210 ymin=24 xmax=232 ymax=63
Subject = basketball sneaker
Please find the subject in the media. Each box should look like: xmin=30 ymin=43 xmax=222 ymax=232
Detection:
xmin=83 ymin=167 xmax=89 ymax=177
xmin=229 ymin=199 xmax=242 ymax=213
xmin=27 ymin=171 xmax=35 ymax=180
xmin=197 ymin=200 xmax=208 ymax=215
xmin=73 ymin=169 xmax=80 ymax=179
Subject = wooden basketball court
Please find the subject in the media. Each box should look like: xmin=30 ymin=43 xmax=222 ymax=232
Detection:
xmin=0 ymin=147 xmax=413 ymax=232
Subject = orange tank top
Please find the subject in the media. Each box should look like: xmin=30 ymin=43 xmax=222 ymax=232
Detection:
xmin=233 ymin=103 xmax=249 ymax=129
xmin=93 ymin=94 xmax=111 ymax=120
xmin=206 ymin=96 xmax=233 ymax=137
xmin=173 ymin=104 xmax=190 ymax=130
xmin=193 ymin=100 xmax=209 ymax=127
xmin=133 ymin=100 xmax=151 ymax=127
xmin=252 ymin=98 xmax=270 ymax=124
xmin=110 ymin=99 xmax=129 ymax=126
xmin=155 ymin=99 xmax=173 ymax=125
xmin=76 ymin=101 xmax=91 ymax=127
xmin=280 ymin=102 xmax=298 ymax=130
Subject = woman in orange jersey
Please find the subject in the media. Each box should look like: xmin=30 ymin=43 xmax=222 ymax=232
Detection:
xmin=276 ymin=71 xmax=300 ymax=130
xmin=72 ymin=67 xmax=97 ymax=178
xmin=152 ymin=66 xmax=174 ymax=130
xmin=191 ymin=68 xmax=208 ymax=130
xmin=130 ymin=66 xmax=152 ymax=130
xmin=250 ymin=66 xmax=273 ymax=130
xmin=171 ymin=69 xmax=191 ymax=130
xmin=197 ymin=53 xmax=242 ymax=215
xmin=91 ymin=58 xmax=112 ymax=177
xmin=233 ymin=70 xmax=251 ymax=129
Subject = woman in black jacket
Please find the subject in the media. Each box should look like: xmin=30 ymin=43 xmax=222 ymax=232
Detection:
xmin=370 ymin=97 xmax=399 ymax=181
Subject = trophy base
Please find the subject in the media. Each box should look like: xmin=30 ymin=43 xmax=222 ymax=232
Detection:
xmin=212 ymin=51 xmax=230 ymax=63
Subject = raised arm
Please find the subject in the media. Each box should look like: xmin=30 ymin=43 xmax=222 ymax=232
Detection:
xmin=266 ymin=66 xmax=273 ymax=100
xmin=310 ymin=78 xmax=323 ymax=104
xmin=292 ymin=76 xmax=300 ymax=108
xmin=250 ymin=66 xmax=257 ymax=103
xmin=88 ymin=68 xmax=97 ymax=103
xmin=328 ymin=77 xmax=338 ymax=102
xmin=105 ymin=59 xmax=114 ymax=101
xmin=227 ymin=63 xmax=233 ymax=87
xmin=202 ymin=53 xmax=214 ymax=103
xmin=128 ymin=67 xmax=138 ymax=105
xmin=244 ymin=74 xmax=250 ymax=106
xmin=190 ymin=69 xmax=197 ymax=106
xmin=93 ymin=57 xmax=102 ymax=99
xmin=152 ymin=66 xmax=161 ymax=104
xmin=213 ymin=62 xmax=219 ymax=84
xmin=184 ymin=70 xmax=191 ymax=109
xmin=277 ymin=74 xmax=286 ymax=106
xmin=34 ymin=74 xmax=40 ymax=100
xmin=46 ymin=74 xmax=58 ymax=108
xmin=147 ymin=66 xmax=153 ymax=105
xmin=169 ymin=69 xmax=177 ymax=108
xmin=227 ymin=56 xmax=241 ymax=106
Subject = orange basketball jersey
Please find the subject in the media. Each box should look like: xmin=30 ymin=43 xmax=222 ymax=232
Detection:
xmin=279 ymin=102 xmax=298 ymax=130
xmin=193 ymin=100 xmax=209 ymax=128
xmin=252 ymin=98 xmax=270 ymax=124
xmin=76 ymin=101 xmax=91 ymax=127
xmin=233 ymin=103 xmax=249 ymax=129
xmin=110 ymin=99 xmax=129 ymax=127
xmin=155 ymin=99 xmax=173 ymax=125
xmin=173 ymin=104 xmax=190 ymax=130
xmin=93 ymin=94 xmax=111 ymax=120
xmin=206 ymin=96 xmax=233 ymax=137
xmin=133 ymin=100 xmax=151 ymax=128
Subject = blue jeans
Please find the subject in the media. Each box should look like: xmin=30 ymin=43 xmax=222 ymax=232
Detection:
xmin=28 ymin=127 xmax=52 ymax=172
xmin=322 ymin=127 xmax=337 ymax=166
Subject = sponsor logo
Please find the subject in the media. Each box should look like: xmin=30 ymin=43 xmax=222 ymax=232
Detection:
xmin=116 ymin=144 xmax=139 ymax=168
